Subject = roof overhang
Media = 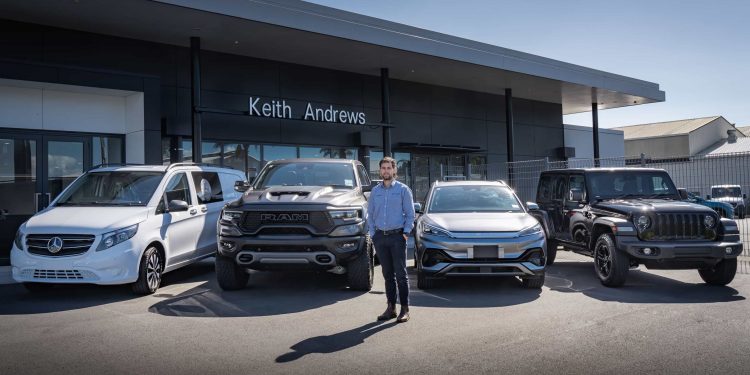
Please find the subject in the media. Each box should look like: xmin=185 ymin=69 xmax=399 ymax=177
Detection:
xmin=0 ymin=0 xmax=665 ymax=114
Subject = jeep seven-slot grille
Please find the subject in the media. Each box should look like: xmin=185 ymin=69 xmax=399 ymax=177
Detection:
xmin=651 ymin=213 xmax=713 ymax=240
xmin=240 ymin=211 xmax=334 ymax=234
xmin=26 ymin=234 xmax=96 ymax=256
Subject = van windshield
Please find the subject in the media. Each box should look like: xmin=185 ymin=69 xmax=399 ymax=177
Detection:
xmin=56 ymin=171 xmax=164 ymax=206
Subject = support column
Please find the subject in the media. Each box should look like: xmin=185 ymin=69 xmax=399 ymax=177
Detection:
xmin=381 ymin=68 xmax=392 ymax=157
xmin=592 ymin=102 xmax=600 ymax=167
xmin=505 ymin=88 xmax=515 ymax=186
xmin=191 ymin=36 xmax=202 ymax=163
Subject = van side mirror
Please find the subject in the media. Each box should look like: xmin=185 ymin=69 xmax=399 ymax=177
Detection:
xmin=526 ymin=202 xmax=540 ymax=211
xmin=168 ymin=200 xmax=189 ymax=212
xmin=234 ymin=180 xmax=251 ymax=192
xmin=413 ymin=202 xmax=422 ymax=213
xmin=677 ymin=188 xmax=689 ymax=200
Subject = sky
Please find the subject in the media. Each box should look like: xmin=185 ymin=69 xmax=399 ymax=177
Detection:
xmin=305 ymin=0 xmax=750 ymax=129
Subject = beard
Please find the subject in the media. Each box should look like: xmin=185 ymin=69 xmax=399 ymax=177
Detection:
xmin=381 ymin=172 xmax=394 ymax=181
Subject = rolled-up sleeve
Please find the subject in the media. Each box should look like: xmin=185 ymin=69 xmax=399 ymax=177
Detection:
xmin=401 ymin=184 xmax=416 ymax=233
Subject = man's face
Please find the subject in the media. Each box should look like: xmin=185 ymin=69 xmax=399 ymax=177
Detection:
xmin=380 ymin=162 xmax=395 ymax=181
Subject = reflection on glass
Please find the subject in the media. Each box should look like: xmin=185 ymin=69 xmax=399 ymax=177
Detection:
xmin=263 ymin=145 xmax=296 ymax=164
xmin=247 ymin=144 xmax=261 ymax=178
xmin=202 ymin=142 xmax=222 ymax=166
xmin=222 ymin=143 xmax=246 ymax=172
xmin=161 ymin=138 xmax=171 ymax=165
xmin=369 ymin=150 xmax=384 ymax=176
xmin=182 ymin=140 xmax=192 ymax=162
xmin=93 ymin=137 xmax=122 ymax=166
xmin=299 ymin=146 xmax=323 ymax=159
xmin=0 ymin=139 xmax=36 ymax=215
xmin=48 ymin=141 xmax=84 ymax=201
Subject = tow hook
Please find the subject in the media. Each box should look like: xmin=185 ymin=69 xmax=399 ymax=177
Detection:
xmin=327 ymin=265 xmax=346 ymax=275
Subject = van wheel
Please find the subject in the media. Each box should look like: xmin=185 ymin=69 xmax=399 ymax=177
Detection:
xmin=216 ymin=254 xmax=249 ymax=291
xmin=593 ymin=233 xmax=629 ymax=287
xmin=699 ymin=258 xmax=737 ymax=286
xmin=546 ymin=239 xmax=558 ymax=266
xmin=132 ymin=247 xmax=163 ymax=295
xmin=347 ymin=238 xmax=374 ymax=291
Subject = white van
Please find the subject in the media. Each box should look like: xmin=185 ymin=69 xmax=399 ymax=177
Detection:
xmin=10 ymin=163 xmax=246 ymax=294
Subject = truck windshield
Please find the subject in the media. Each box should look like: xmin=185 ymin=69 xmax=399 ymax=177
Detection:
xmin=587 ymin=171 xmax=678 ymax=200
xmin=56 ymin=171 xmax=164 ymax=206
xmin=711 ymin=187 xmax=741 ymax=198
xmin=254 ymin=162 xmax=357 ymax=189
xmin=428 ymin=185 xmax=524 ymax=213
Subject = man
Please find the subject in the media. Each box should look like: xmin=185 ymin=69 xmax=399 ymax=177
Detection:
xmin=367 ymin=157 xmax=416 ymax=323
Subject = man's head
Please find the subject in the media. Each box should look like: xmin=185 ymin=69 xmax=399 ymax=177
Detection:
xmin=379 ymin=157 xmax=397 ymax=181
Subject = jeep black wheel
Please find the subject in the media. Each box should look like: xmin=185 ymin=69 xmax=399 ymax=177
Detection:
xmin=216 ymin=254 xmax=249 ymax=291
xmin=347 ymin=238 xmax=374 ymax=291
xmin=546 ymin=239 xmax=558 ymax=266
xmin=132 ymin=246 xmax=163 ymax=295
xmin=593 ymin=233 xmax=629 ymax=287
xmin=521 ymin=273 xmax=545 ymax=289
xmin=699 ymin=258 xmax=737 ymax=286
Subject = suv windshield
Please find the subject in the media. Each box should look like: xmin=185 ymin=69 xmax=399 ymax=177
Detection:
xmin=56 ymin=171 xmax=164 ymax=206
xmin=587 ymin=171 xmax=678 ymax=200
xmin=428 ymin=185 xmax=523 ymax=213
xmin=254 ymin=162 xmax=356 ymax=189
xmin=711 ymin=187 xmax=741 ymax=198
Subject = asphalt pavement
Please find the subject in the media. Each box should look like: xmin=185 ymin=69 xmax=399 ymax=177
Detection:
xmin=1 ymin=251 xmax=749 ymax=375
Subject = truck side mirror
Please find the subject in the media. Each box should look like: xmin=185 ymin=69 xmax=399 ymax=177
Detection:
xmin=413 ymin=202 xmax=422 ymax=213
xmin=234 ymin=180 xmax=251 ymax=192
xmin=526 ymin=202 xmax=540 ymax=211
xmin=677 ymin=188 xmax=689 ymax=200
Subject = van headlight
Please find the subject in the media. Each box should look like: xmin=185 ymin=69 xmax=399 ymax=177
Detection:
xmin=97 ymin=224 xmax=138 ymax=251
xmin=14 ymin=229 xmax=24 ymax=250
xmin=518 ymin=223 xmax=543 ymax=237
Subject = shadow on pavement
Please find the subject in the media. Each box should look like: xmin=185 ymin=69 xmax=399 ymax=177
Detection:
xmin=276 ymin=321 xmax=398 ymax=363
xmin=406 ymin=270 xmax=542 ymax=308
xmin=545 ymin=261 xmax=745 ymax=304
xmin=0 ymin=258 xmax=216 ymax=315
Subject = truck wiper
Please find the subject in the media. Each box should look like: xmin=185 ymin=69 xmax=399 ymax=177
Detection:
xmin=612 ymin=194 xmax=644 ymax=200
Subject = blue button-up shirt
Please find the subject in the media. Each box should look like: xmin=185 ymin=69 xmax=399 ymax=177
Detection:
xmin=366 ymin=180 xmax=416 ymax=237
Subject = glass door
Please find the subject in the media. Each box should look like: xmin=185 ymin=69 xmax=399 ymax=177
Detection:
xmin=44 ymin=136 xmax=90 ymax=204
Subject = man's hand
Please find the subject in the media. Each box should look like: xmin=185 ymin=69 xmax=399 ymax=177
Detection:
xmin=402 ymin=233 xmax=408 ymax=241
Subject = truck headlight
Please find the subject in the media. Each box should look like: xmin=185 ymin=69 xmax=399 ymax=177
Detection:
xmin=330 ymin=209 xmax=359 ymax=220
xmin=420 ymin=222 xmax=452 ymax=237
xmin=14 ymin=229 xmax=24 ymax=250
xmin=704 ymin=215 xmax=716 ymax=229
xmin=221 ymin=210 xmax=243 ymax=224
xmin=330 ymin=223 xmax=364 ymax=237
xmin=518 ymin=223 xmax=543 ymax=237
xmin=97 ymin=224 xmax=138 ymax=251
xmin=635 ymin=215 xmax=651 ymax=231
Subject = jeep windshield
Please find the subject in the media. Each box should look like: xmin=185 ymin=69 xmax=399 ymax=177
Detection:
xmin=55 ymin=171 xmax=164 ymax=206
xmin=711 ymin=187 xmax=741 ymax=198
xmin=587 ymin=171 xmax=679 ymax=200
xmin=254 ymin=162 xmax=357 ymax=189
xmin=428 ymin=185 xmax=524 ymax=213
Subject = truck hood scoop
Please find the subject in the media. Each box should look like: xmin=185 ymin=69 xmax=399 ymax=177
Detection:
xmin=260 ymin=186 xmax=335 ymax=202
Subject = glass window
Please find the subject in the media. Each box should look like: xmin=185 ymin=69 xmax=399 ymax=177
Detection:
xmin=56 ymin=171 xmax=164 ymax=206
xmin=587 ymin=171 xmax=678 ymax=199
xmin=159 ymin=173 xmax=193 ymax=212
xmin=222 ymin=143 xmax=246 ymax=172
xmin=394 ymin=152 xmax=411 ymax=184
xmin=428 ymin=185 xmax=523 ymax=213
xmin=181 ymin=140 xmax=193 ymax=162
xmin=370 ymin=150 xmax=384 ymax=176
xmin=357 ymin=164 xmax=371 ymax=187
xmin=161 ymin=138 xmax=171 ymax=165
xmin=299 ymin=146 xmax=325 ymax=159
xmin=0 ymin=138 xmax=37 ymax=215
xmin=254 ymin=162 xmax=356 ymax=189
xmin=93 ymin=137 xmax=122 ymax=166
xmin=191 ymin=171 xmax=223 ymax=204
xmin=247 ymin=144 xmax=261 ymax=179
xmin=711 ymin=186 xmax=741 ymax=198
xmin=219 ymin=171 xmax=244 ymax=202
xmin=263 ymin=145 xmax=297 ymax=164
xmin=202 ymin=142 xmax=222 ymax=166
xmin=551 ymin=174 xmax=567 ymax=201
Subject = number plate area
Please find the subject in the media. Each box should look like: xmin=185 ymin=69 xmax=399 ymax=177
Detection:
xmin=468 ymin=245 xmax=505 ymax=259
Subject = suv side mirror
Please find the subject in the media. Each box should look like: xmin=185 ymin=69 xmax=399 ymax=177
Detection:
xmin=168 ymin=200 xmax=189 ymax=212
xmin=526 ymin=202 xmax=540 ymax=211
xmin=677 ymin=188 xmax=689 ymax=200
xmin=234 ymin=180 xmax=251 ymax=192
xmin=413 ymin=202 xmax=422 ymax=213
xmin=569 ymin=188 xmax=584 ymax=202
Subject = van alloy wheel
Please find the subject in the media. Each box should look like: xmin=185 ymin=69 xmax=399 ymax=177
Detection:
xmin=146 ymin=251 xmax=162 ymax=292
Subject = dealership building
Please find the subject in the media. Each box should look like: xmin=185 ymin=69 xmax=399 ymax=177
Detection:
xmin=0 ymin=0 xmax=664 ymax=262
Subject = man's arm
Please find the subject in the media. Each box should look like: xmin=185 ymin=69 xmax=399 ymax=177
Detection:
xmin=402 ymin=185 xmax=416 ymax=234
xmin=366 ymin=187 xmax=376 ymax=237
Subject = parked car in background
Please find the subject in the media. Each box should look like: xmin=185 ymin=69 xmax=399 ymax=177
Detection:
xmin=533 ymin=168 xmax=742 ymax=287
xmin=708 ymin=185 xmax=746 ymax=219
xmin=11 ymin=164 xmax=246 ymax=294
xmin=679 ymin=189 xmax=734 ymax=218
xmin=414 ymin=180 xmax=547 ymax=289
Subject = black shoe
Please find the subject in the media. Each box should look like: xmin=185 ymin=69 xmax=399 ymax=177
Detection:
xmin=377 ymin=304 xmax=397 ymax=321
xmin=396 ymin=305 xmax=410 ymax=323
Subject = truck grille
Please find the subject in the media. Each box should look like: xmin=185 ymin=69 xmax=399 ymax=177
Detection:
xmin=651 ymin=213 xmax=714 ymax=241
xmin=240 ymin=211 xmax=334 ymax=234
xmin=26 ymin=234 xmax=96 ymax=256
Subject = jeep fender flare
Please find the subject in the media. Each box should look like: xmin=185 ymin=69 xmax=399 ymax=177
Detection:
xmin=529 ymin=209 xmax=554 ymax=240
xmin=590 ymin=217 xmax=632 ymax=250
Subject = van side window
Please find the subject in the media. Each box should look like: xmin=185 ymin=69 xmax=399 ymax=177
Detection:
xmin=191 ymin=171 xmax=223 ymax=204
xmin=158 ymin=173 xmax=193 ymax=212
xmin=219 ymin=172 xmax=244 ymax=201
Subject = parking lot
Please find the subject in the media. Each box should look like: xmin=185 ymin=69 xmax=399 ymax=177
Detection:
xmin=2 ymin=251 xmax=749 ymax=375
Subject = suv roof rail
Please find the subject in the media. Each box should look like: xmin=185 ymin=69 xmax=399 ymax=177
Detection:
xmin=87 ymin=163 xmax=146 ymax=171
xmin=166 ymin=162 xmax=217 ymax=170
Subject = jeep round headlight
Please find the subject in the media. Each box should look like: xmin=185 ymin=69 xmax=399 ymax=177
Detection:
xmin=704 ymin=215 xmax=716 ymax=229
xmin=635 ymin=215 xmax=651 ymax=231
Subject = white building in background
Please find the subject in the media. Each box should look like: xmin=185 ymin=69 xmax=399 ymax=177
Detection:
xmin=563 ymin=124 xmax=625 ymax=160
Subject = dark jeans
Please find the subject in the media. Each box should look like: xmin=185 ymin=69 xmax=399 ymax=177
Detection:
xmin=373 ymin=232 xmax=409 ymax=306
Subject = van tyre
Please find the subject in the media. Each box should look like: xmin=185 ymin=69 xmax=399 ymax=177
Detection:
xmin=546 ymin=239 xmax=558 ymax=266
xmin=216 ymin=254 xmax=249 ymax=291
xmin=132 ymin=246 xmax=163 ymax=295
xmin=521 ymin=273 xmax=545 ymax=289
xmin=699 ymin=258 xmax=737 ymax=286
xmin=347 ymin=238 xmax=374 ymax=291
xmin=593 ymin=233 xmax=629 ymax=287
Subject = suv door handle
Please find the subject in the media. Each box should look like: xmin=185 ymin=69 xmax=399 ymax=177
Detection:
xmin=200 ymin=206 xmax=208 ymax=213
xmin=189 ymin=208 xmax=197 ymax=215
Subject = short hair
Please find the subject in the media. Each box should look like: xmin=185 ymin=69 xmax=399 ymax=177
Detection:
xmin=379 ymin=157 xmax=397 ymax=169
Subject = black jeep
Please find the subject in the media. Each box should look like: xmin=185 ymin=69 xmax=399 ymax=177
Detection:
xmin=531 ymin=168 xmax=742 ymax=287
xmin=215 ymin=159 xmax=374 ymax=291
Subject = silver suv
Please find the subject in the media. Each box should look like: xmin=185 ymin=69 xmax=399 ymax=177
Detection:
xmin=414 ymin=180 xmax=547 ymax=289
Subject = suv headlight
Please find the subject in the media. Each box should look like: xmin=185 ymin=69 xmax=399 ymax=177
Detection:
xmin=420 ymin=222 xmax=452 ymax=237
xmin=14 ymin=229 xmax=24 ymax=250
xmin=221 ymin=210 xmax=243 ymax=224
xmin=518 ymin=223 xmax=543 ymax=237
xmin=635 ymin=215 xmax=651 ymax=231
xmin=97 ymin=224 xmax=138 ymax=251
xmin=330 ymin=209 xmax=360 ymax=220
xmin=704 ymin=215 xmax=716 ymax=229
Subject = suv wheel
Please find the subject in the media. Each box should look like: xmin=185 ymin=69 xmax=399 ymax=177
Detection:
xmin=216 ymin=254 xmax=249 ymax=291
xmin=546 ymin=239 xmax=558 ymax=266
xmin=698 ymin=258 xmax=737 ymax=286
xmin=521 ymin=273 xmax=545 ymax=289
xmin=347 ymin=238 xmax=374 ymax=291
xmin=132 ymin=246 xmax=163 ymax=295
xmin=593 ymin=233 xmax=629 ymax=287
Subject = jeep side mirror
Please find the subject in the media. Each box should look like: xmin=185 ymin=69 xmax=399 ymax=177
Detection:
xmin=168 ymin=199 xmax=189 ymax=212
xmin=413 ymin=202 xmax=422 ymax=213
xmin=234 ymin=180 xmax=251 ymax=192
xmin=526 ymin=202 xmax=540 ymax=211
xmin=744 ymin=194 xmax=747 ymax=199
xmin=677 ymin=188 xmax=689 ymax=200
xmin=569 ymin=188 xmax=584 ymax=202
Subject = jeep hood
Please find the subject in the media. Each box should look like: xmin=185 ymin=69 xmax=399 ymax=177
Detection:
xmin=22 ymin=206 xmax=150 ymax=235
xmin=593 ymin=199 xmax=716 ymax=216
xmin=237 ymin=185 xmax=361 ymax=206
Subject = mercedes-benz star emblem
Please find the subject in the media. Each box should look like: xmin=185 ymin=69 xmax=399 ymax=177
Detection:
xmin=47 ymin=237 xmax=63 ymax=254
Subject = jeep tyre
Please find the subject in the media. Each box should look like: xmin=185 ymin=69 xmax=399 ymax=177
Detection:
xmin=521 ymin=273 xmax=545 ymax=289
xmin=698 ymin=258 xmax=737 ymax=286
xmin=347 ymin=237 xmax=374 ymax=291
xmin=132 ymin=246 xmax=163 ymax=295
xmin=216 ymin=254 xmax=249 ymax=291
xmin=546 ymin=239 xmax=558 ymax=266
xmin=593 ymin=233 xmax=629 ymax=287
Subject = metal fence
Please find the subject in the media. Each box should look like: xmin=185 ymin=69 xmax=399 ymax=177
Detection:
xmin=440 ymin=151 xmax=750 ymax=272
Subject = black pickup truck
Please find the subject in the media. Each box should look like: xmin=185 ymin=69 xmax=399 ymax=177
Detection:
xmin=530 ymin=168 xmax=742 ymax=287
xmin=215 ymin=159 xmax=374 ymax=291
